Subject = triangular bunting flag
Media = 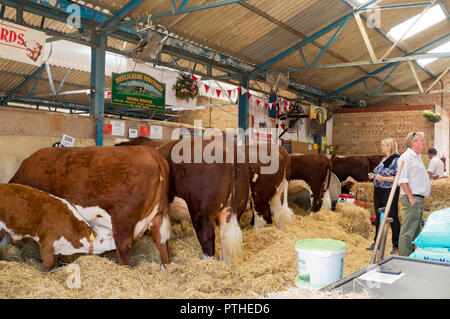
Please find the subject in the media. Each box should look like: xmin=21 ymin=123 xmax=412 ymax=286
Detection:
xmin=192 ymin=74 xmax=198 ymax=81
xmin=204 ymin=84 xmax=210 ymax=94
xmin=237 ymin=87 xmax=241 ymax=95
xmin=241 ymin=87 xmax=248 ymax=95
xmin=248 ymin=92 xmax=252 ymax=100
xmin=216 ymin=89 xmax=222 ymax=98
xmin=266 ymin=103 xmax=270 ymax=109
xmin=227 ymin=90 xmax=232 ymax=97
xmin=256 ymin=100 xmax=260 ymax=107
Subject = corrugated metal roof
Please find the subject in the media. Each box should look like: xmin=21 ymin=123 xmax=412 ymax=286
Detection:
xmin=0 ymin=0 xmax=448 ymax=106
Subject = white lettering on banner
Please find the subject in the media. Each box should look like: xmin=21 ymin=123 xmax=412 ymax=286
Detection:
xmin=60 ymin=134 xmax=75 ymax=147
xmin=0 ymin=19 xmax=46 ymax=66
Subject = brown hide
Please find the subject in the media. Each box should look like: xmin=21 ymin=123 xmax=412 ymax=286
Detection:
xmin=247 ymin=144 xmax=290 ymax=225
xmin=9 ymin=146 xmax=170 ymax=266
xmin=331 ymin=156 xmax=370 ymax=182
xmin=366 ymin=155 xmax=384 ymax=173
xmin=290 ymin=154 xmax=332 ymax=212
xmin=0 ymin=184 xmax=92 ymax=271
xmin=118 ymin=137 xmax=249 ymax=259
xmin=115 ymin=136 xmax=165 ymax=149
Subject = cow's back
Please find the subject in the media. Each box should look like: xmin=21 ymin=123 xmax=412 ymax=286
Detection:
xmin=331 ymin=156 xmax=370 ymax=182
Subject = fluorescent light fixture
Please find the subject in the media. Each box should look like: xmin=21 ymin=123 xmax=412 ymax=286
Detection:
xmin=350 ymin=0 xmax=372 ymax=7
xmin=388 ymin=5 xmax=446 ymax=41
xmin=417 ymin=40 xmax=450 ymax=67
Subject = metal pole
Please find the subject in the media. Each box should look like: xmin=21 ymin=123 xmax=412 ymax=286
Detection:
xmin=238 ymin=77 xmax=249 ymax=144
xmin=90 ymin=31 xmax=106 ymax=146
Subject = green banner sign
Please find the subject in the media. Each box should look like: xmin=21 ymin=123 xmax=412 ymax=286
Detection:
xmin=111 ymin=72 xmax=165 ymax=111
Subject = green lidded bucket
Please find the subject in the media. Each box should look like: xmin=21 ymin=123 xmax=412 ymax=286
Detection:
xmin=295 ymin=239 xmax=346 ymax=290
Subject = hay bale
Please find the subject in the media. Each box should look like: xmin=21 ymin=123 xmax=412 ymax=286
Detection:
xmin=351 ymin=182 xmax=374 ymax=202
xmin=335 ymin=203 xmax=371 ymax=239
xmin=0 ymin=245 xmax=22 ymax=262
xmin=425 ymin=178 xmax=450 ymax=211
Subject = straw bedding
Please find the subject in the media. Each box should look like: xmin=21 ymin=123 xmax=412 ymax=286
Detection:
xmin=0 ymin=203 xmax=384 ymax=299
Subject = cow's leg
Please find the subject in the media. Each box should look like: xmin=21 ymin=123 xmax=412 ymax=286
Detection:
xmin=148 ymin=213 xmax=171 ymax=267
xmin=270 ymin=178 xmax=294 ymax=230
xmin=252 ymin=200 xmax=270 ymax=231
xmin=39 ymin=242 xmax=56 ymax=272
xmin=218 ymin=208 xmax=242 ymax=263
xmin=190 ymin=212 xmax=216 ymax=259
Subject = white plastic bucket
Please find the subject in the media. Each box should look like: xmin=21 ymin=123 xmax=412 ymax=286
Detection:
xmin=295 ymin=239 xmax=346 ymax=290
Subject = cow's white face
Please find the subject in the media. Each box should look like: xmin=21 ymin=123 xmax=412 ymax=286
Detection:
xmin=92 ymin=226 xmax=116 ymax=253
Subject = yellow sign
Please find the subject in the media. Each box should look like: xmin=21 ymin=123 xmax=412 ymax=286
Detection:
xmin=313 ymin=144 xmax=318 ymax=150
xmin=330 ymin=146 xmax=334 ymax=152
xmin=310 ymin=105 xmax=327 ymax=125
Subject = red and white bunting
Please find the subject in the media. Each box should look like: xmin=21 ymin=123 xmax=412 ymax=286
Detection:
xmin=216 ymin=89 xmax=222 ymax=98
xmin=204 ymin=84 xmax=210 ymax=94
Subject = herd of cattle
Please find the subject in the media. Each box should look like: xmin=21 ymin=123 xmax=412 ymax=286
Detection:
xmin=0 ymin=136 xmax=382 ymax=272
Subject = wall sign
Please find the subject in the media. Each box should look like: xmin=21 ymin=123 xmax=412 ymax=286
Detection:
xmin=150 ymin=125 xmax=163 ymax=140
xmin=60 ymin=134 xmax=75 ymax=147
xmin=129 ymin=127 xmax=138 ymax=138
xmin=0 ymin=19 xmax=46 ymax=66
xmin=140 ymin=126 xmax=150 ymax=137
xmin=111 ymin=120 xmax=125 ymax=136
xmin=112 ymin=72 xmax=166 ymax=111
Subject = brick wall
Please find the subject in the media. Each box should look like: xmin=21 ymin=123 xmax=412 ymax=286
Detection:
xmin=333 ymin=105 xmax=436 ymax=156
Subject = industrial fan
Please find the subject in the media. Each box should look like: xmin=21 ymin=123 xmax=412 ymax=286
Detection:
xmin=131 ymin=22 xmax=169 ymax=63
xmin=266 ymin=72 xmax=289 ymax=94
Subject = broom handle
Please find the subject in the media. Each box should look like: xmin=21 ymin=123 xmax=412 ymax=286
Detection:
xmin=370 ymin=160 xmax=404 ymax=264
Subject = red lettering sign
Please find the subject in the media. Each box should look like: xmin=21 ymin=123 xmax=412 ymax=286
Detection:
xmin=103 ymin=124 xmax=112 ymax=135
xmin=140 ymin=126 xmax=150 ymax=136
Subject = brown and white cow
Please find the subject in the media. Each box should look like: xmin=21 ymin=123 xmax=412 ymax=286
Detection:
xmin=290 ymin=154 xmax=332 ymax=213
xmin=247 ymin=144 xmax=294 ymax=230
xmin=118 ymin=137 xmax=249 ymax=263
xmin=0 ymin=184 xmax=115 ymax=272
xmin=9 ymin=146 xmax=171 ymax=267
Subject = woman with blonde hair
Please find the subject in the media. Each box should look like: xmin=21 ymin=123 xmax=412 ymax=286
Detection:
xmin=367 ymin=137 xmax=401 ymax=254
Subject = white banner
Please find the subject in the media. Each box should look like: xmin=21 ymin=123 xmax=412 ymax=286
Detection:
xmin=0 ymin=20 xmax=47 ymax=66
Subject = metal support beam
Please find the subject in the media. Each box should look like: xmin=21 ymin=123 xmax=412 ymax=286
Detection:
xmin=371 ymin=63 xmax=400 ymax=96
xmin=0 ymin=4 xmax=5 ymax=18
xmin=45 ymin=63 xmax=56 ymax=95
xmin=90 ymin=31 xmax=107 ymax=146
xmin=408 ymin=61 xmax=424 ymax=93
xmin=29 ymin=65 xmax=45 ymax=96
xmin=353 ymin=11 xmax=377 ymax=62
xmin=2 ymin=64 xmax=45 ymax=105
xmin=269 ymin=52 xmax=450 ymax=72
xmin=102 ymin=0 xmax=144 ymax=27
xmin=310 ymin=15 xmax=351 ymax=68
xmin=426 ymin=66 xmax=449 ymax=93
xmin=358 ymin=2 xmax=433 ymax=11
xmin=246 ymin=0 xmax=382 ymax=78
xmin=380 ymin=3 xmax=433 ymax=60
xmin=321 ymin=34 xmax=450 ymax=100
xmin=55 ymin=69 xmax=72 ymax=95
xmin=238 ymin=77 xmax=249 ymax=144
xmin=335 ymin=89 xmax=449 ymax=99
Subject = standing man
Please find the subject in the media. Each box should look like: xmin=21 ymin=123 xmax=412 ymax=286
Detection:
xmin=397 ymin=132 xmax=431 ymax=257
xmin=427 ymin=148 xmax=445 ymax=179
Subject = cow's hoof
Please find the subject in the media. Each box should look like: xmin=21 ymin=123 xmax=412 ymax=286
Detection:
xmin=202 ymin=254 xmax=214 ymax=260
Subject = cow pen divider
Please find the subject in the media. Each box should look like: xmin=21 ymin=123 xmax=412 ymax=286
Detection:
xmin=369 ymin=160 xmax=405 ymax=265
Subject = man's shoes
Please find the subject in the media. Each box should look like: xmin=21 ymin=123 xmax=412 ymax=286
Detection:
xmin=366 ymin=243 xmax=375 ymax=251
xmin=390 ymin=247 xmax=398 ymax=254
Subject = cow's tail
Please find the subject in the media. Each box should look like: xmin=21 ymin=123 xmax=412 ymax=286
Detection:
xmin=319 ymin=157 xmax=332 ymax=212
xmin=270 ymin=147 xmax=294 ymax=230
xmin=220 ymin=141 xmax=246 ymax=263
xmin=156 ymin=156 xmax=171 ymax=245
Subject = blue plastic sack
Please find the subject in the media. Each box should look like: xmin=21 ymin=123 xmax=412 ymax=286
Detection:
xmin=413 ymin=208 xmax=450 ymax=248
xmin=409 ymin=247 xmax=450 ymax=264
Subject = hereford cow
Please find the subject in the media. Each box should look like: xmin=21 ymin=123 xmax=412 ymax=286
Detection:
xmin=331 ymin=155 xmax=370 ymax=183
xmin=9 ymin=146 xmax=171 ymax=267
xmin=247 ymin=144 xmax=294 ymax=230
xmin=290 ymin=154 xmax=332 ymax=212
xmin=118 ymin=137 xmax=249 ymax=263
xmin=0 ymin=184 xmax=115 ymax=271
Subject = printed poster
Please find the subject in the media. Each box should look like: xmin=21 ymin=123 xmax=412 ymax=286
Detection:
xmin=0 ymin=19 xmax=47 ymax=66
